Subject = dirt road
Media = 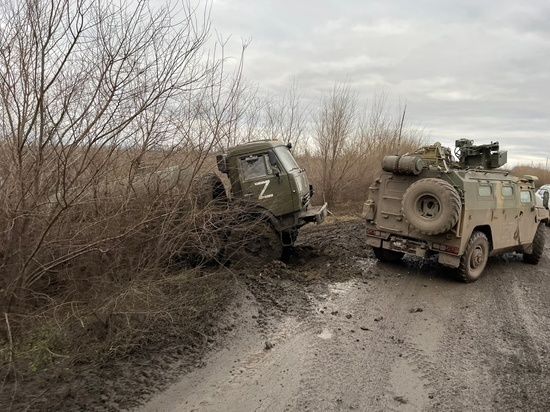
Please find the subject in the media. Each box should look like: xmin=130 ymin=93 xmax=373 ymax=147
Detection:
xmin=137 ymin=220 xmax=550 ymax=412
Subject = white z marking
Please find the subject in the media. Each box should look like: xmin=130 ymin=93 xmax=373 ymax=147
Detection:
xmin=255 ymin=180 xmax=273 ymax=199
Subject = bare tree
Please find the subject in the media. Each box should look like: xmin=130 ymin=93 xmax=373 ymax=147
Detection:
xmin=263 ymin=79 xmax=310 ymax=150
xmin=306 ymin=86 xmax=426 ymax=207
xmin=358 ymin=93 xmax=426 ymax=180
xmin=0 ymin=0 xmax=216 ymax=312
xmin=312 ymin=82 xmax=360 ymax=206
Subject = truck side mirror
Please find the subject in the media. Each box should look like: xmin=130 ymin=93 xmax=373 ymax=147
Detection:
xmin=268 ymin=150 xmax=278 ymax=167
xmin=544 ymin=191 xmax=549 ymax=209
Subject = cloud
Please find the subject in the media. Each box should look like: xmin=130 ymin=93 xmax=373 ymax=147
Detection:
xmin=210 ymin=0 xmax=550 ymax=166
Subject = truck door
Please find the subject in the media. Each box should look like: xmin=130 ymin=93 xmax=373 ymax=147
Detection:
xmin=238 ymin=153 xmax=295 ymax=216
xmin=517 ymin=187 xmax=538 ymax=245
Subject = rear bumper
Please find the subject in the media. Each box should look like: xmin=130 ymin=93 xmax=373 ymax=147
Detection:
xmin=366 ymin=236 xmax=428 ymax=257
xmin=366 ymin=234 xmax=462 ymax=268
xmin=301 ymin=202 xmax=328 ymax=224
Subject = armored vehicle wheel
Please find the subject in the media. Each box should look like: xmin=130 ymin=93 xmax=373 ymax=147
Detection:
xmin=524 ymin=223 xmax=545 ymax=264
xmin=372 ymin=247 xmax=404 ymax=263
xmin=226 ymin=220 xmax=283 ymax=268
xmin=458 ymin=231 xmax=489 ymax=282
xmin=402 ymin=178 xmax=461 ymax=235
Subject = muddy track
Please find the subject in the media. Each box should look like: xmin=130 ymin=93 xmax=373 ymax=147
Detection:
xmin=138 ymin=220 xmax=550 ymax=412
xmin=5 ymin=219 xmax=548 ymax=411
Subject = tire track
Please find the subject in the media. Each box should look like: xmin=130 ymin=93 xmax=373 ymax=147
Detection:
xmin=288 ymin=260 xmax=453 ymax=411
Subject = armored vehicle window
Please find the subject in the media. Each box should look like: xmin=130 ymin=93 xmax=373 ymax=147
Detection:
xmin=478 ymin=185 xmax=492 ymax=197
xmin=240 ymin=155 xmax=270 ymax=180
xmin=520 ymin=190 xmax=532 ymax=204
xmin=501 ymin=186 xmax=513 ymax=197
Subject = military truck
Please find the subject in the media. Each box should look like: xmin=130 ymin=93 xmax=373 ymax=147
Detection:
xmin=363 ymin=139 xmax=549 ymax=282
xmin=205 ymin=139 xmax=327 ymax=265
xmin=46 ymin=139 xmax=325 ymax=267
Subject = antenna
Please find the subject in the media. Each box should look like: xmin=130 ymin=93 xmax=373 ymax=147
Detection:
xmin=396 ymin=104 xmax=407 ymax=155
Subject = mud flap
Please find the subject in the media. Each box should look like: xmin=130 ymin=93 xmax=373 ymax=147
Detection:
xmin=438 ymin=252 xmax=461 ymax=268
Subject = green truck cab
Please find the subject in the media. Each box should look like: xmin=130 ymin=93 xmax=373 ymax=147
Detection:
xmin=215 ymin=139 xmax=327 ymax=265
xmin=363 ymin=139 xmax=548 ymax=282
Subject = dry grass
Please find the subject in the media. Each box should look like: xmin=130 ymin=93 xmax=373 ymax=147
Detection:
xmin=510 ymin=164 xmax=550 ymax=187
xmin=298 ymin=133 xmax=425 ymax=208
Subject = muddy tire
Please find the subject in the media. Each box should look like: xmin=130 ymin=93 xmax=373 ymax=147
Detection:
xmin=524 ymin=224 xmax=545 ymax=264
xmin=402 ymin=178 xmax=461 ymax=235
xmin=458 ymin=231 xmax=489 ymax=283
xmin=372 ymin=247 xmax=404 ymax=263
xmin=226 ymin=221 xmax=283 ymax=268
xmin=192 ymin=172 xmax=227 ymax=209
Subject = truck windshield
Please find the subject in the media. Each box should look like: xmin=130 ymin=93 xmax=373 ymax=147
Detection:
xmin=274 ymin=147 xmax=300 ymax=172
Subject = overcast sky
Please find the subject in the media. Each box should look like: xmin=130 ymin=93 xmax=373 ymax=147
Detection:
xmin=208 ymin=0 xmax=550 ymax=167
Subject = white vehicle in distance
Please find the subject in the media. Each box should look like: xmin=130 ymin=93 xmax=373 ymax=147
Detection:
xmin=536 ymin=184 xmax=550 ymax=226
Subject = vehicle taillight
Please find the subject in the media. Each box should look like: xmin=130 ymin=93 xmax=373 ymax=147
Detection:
xmin=445 ymin=246 xmax=459 ymax=254
xmin=433 ymin=243 xmax=459 ymax=254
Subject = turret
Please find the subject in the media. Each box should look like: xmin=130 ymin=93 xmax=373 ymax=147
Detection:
xmin=454 ymin=139 xmax=507 ymax=169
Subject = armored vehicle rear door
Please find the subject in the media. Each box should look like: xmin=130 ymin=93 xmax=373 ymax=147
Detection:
xmin=237 ymin=152 xmax=295 ymax=216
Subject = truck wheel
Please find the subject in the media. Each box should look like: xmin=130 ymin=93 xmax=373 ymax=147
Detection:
xmin=458 ymin=231 xmax=489 ymax=282
xmin=192 ymin=172 xmax=227 ymax=209
xmin=226 ymin=221 xmax=283 ymax=268
xmin=402 ymin=178 xmax=461 ymax=235
xmin=524 ymin=224 xmax=545 ymax=264
xmin=372 ymin=247 xmax=404 ymax=263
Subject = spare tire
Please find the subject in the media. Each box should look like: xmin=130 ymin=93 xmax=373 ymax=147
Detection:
xmin=402 ymin=178 xmax=461 ymax=235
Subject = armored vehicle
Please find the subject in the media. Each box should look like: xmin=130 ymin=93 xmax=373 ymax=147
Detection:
xmin=363 ymin=139 xmax=549 ymax=282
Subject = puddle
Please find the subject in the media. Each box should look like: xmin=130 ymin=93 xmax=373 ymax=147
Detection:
xmin=356 ymin=258 xmax=377 ymax=272
xmin=235 ymin=317 xmax=303 ymax=374
xmin=328 ymin=280 xmax=356 ymax=295
xmin=317 ymin=328 xmax=333 ymax=340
